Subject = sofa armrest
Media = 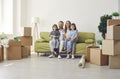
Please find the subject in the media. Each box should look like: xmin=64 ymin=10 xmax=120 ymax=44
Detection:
xmin=85 ymin=39 xmax=94 ymax=44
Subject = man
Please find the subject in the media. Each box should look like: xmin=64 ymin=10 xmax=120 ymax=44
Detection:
xmin=58 ymin=21 xmax=65 ymax=59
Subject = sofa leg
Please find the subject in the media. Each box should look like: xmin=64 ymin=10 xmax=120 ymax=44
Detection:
xmin=37 ymin=53 xmax=39 ymax=56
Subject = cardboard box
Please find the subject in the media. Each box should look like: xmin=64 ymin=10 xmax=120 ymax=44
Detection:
xmin=106 ymin=25 xmax=120 ymax=40
xmin=107 ymin=19 xmax=120 ymax=26
xmin=90 ymin=48 xmax=108 ymax=66
xmin=21 ymin=46 xmax=31 ymax=58
xmin=6 ymin=46 xmax=22 ymax=60
xmin=0 ymin=46 xmax=4 ymax=61
xmin=18 ymin=36 xmax=32 ymax=46
xmin=9 ymin=40 xmax=21 ymax=46
xmin=109 ymin=55 xmax=120 ymax=69
xmin=86 ymin=46 xmax=99 ymax=62
xmin=24 ymin=27 xmax=32 ymax=36
xmin=102 ymin=40 xmax=120 ymax=56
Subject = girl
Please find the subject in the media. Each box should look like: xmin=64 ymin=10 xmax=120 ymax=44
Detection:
xmin=49 ymin=24 xmax=60 ymax=58
xmin=66 ymin=23 xmax=78 ymax=59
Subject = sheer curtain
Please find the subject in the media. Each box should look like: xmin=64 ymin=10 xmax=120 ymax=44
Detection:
xmin=0 ymin=0 xmax=13 ymax=34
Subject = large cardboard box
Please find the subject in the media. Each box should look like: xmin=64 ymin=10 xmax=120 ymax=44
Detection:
xmin=21 ymin=46 xmax=31 ymax=58
xmin=90 ymin=48 xmax=108 ymax=66
xmin=24 ymin=27 xmax=32 ymax=36
xmin=6 ymin=46 xmax=22 ymax=60
xmin=109 ymin=55 xmax=120 ymax=69
xmin=106 ymin=25 xmax=120 ymax=40
xmin=86 ymin=46 xmax=99 ymax=62
xmin=18 ymin=36 xmax=32 ymax=46
xmin=107 ymin=19 xmax=120 ymax=26
xmin=0 ymin=46 xmax=4 ymax=61
xmin=102 ymin=40 xmax=120 ymax=56
xmin=7 ymin=40 xmax=22 ymax=60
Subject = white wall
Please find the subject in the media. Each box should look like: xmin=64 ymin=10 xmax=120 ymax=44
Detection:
xmin=23 ymin=0 xmax=119 ymax=39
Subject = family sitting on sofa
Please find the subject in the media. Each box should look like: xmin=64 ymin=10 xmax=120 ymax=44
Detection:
xmin=49 ymin=20 xmax=78 ymax=59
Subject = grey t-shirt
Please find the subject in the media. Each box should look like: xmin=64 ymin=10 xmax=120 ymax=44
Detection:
xmin=50 ymin=30 xmax=60 ymax=39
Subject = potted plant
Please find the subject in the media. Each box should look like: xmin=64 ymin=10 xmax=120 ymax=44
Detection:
xmin=112 ymin=12 xmax=120 ymax=19
xmin=98 ymin=14 xmax=112 ymax=39
xmin=97 ymin=40 xmax=102 ymax=49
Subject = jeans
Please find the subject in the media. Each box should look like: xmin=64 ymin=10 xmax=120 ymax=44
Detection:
xmin=66 ymin=40 xmax=76 ymax=53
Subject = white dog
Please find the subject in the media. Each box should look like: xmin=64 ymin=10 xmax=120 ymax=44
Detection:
xmin=78 ymin=55 xmax=85 ymax=68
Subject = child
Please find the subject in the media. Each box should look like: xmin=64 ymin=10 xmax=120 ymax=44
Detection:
xmin=49 ymin=24 xmax=60 ymax=58
xmin=66 ymin=23 xmax=78 ymax=59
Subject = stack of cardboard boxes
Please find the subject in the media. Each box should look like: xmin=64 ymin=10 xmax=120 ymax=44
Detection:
xmin=102 ymin=19 xmax=120 ymax=69
xmin=6 ymin=27 xmax=32 ymax=60
xmin=18 ymin=27 xmax=32 ymax=58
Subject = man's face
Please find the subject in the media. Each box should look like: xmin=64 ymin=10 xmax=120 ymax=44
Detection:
xmin=58 ymin=22 xmax=64 ymax=29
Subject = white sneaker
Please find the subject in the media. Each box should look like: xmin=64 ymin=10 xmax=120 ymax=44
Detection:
xmin=66 ymin=54 xmax=70 ymax=59
xmin=58 ymin=55 xmax=62 ymax=59
xmin=72 ymin=55 xmax=75 ymax=59
xmin=48 ymin=54 xmax=55 ymax=58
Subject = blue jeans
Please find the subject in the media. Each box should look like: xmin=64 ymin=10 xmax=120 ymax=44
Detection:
xmin=66 ymin=40 xmax=76 ymax=53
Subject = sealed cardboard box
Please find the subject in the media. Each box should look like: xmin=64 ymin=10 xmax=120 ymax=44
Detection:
xmin=24 ymin=27 xmax=31 ymax=36
xmin=86 ymin=46 xmax=99 ymax=62
xmin=90 ymin=48 xmax=108 ymax=66
xmin=9 ymin=40 xmax=21 ymax=46
xmin=18 ymin=36 xmax=32 ymax=46
xmin=106 ymin=25 xmax=120 ymax=40
xmin=107 ymin=19 xmax=120 ymax=26
xmin=109 ymin=55 xmax=120 ymax=69
xmin=21 ymin=46 xmax=31 ymax=58
xmin=0 ymin=46 xmax=4 ymax=61
xmin=102 ymin=40 xmax=120 ymax=55
xmin=6 ymin=46 xmax=22 ymax=60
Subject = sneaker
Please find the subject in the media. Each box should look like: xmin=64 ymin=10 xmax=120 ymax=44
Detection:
xmin=72 ymin=55 xmax=75 ymax=59
xmin=58 ymin=55 xmax=62 ymax=59
xmin=66 ymin=54 xmax=70 ymax=59
xmin=48 ymin=54 xmax=55 ymax=58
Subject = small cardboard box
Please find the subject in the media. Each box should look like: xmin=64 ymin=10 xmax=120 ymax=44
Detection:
xmin=24 ymin=27 xmax=32 ymax=36
xmin=18 ymin=36 xmax=32 ymax=46
xmin=86 ymin=46 xmax=99 ymax=62
xmin=106 ymin=25 xmax=120 ymax=40
xmin=107 ymin=19 xmax=120 ymax=26
xmin=21 ymin=46 xmax=31 ymax=58
xmin=6 ymin=46 xmax=22 ymax=60
xmin=109 ymin=55 xmax=120 ymax=69
xmin=90 ymin=48 xmax=108 ymax=66
xmin=102 ymin=40 xmax=120 ymax=56
xmin=9 ymin=40 xmax=21 ymax=46
xmin=0 ymin=46 xmax=4 ymax=61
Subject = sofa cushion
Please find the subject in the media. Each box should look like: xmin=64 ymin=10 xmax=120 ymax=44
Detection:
xmin=36 ymin=39 xmax=48 ymax=43
xmin=85 ymin=39 xmax=94 ymax=44
xmin=75 ymin=43 xmax=88 ymax=54
xmin=40 ymin=32 xmax=50 ymax=42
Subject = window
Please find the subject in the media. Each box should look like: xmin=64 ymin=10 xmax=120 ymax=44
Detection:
xmin=0 ymin=0 xmax=13 ymax=34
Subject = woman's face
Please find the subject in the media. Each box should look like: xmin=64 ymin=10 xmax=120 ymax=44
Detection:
xmin=71 ymin=25 xmax=75 ymax=30
xmin=65 ymin=21 xmax=71 ymax=29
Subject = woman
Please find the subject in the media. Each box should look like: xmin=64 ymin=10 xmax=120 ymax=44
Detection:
xmin=64 ymin=20 xmax=72 ymax=58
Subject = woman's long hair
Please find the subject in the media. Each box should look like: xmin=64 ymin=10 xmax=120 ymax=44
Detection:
xmin=65 ymin=20 xmax=71 ymax=33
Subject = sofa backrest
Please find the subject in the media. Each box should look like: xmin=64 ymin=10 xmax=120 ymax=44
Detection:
xmin=40 ymin=32 xmax=95 ymax=43
xmin=77 ymin=32 xmax=95 ymax=43
xmin=40 ymin=32 xmax=50 ymax=42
